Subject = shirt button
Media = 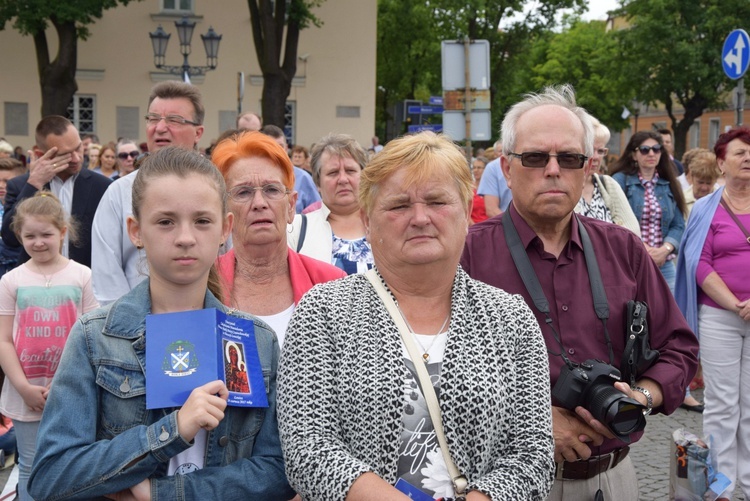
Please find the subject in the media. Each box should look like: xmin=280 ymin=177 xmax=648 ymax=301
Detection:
xmin=568 ymin=348 xmax=575 ymax=355
xmin=219 ymin=436 xmax=228 ymax=447
xmin=561 ymin=305 xmax=569 ymax=311
xmin=159 ymin=426 xmax=170 ymax=442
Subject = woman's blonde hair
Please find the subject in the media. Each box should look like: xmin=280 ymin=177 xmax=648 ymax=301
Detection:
xmin=359 ymin=132 xmax=473 ymax=216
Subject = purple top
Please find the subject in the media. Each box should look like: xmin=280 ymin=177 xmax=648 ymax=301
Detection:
xmin=460 ymin=205 xmax=698 ymax=454
xmin=697 ymin=205 xmax=750 ymax=309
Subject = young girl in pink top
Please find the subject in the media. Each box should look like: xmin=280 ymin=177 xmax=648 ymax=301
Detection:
xmin=0 ymin=192 xmax=99 ymax=500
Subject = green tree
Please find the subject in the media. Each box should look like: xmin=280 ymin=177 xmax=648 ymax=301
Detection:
xmin=376 ymin=0 xmax=588 ymax=141
xmin=518 ymin=19 xmax=630 ymax=129
xmin=0 ymin=0 xmax=138 ymax=117
xmin=247 ymin=0 xmax=325 ymax=128
xmin=615 ymin=0 xmax=750 ymax=157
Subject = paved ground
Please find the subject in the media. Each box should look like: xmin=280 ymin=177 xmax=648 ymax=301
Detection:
xmin=0 ymin=387 xmax=743 ymax=499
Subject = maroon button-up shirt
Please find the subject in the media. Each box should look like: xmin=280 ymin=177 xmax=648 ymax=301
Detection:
xmin=460 ymin=205 xmax=698 ymax=453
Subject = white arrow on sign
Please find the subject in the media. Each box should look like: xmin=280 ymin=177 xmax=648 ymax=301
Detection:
xmin=725 ymin=35 xmax=747 ymax=74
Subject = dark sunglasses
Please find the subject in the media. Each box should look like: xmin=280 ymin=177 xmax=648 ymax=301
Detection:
xmin=117 ymin=151 xmax=140 ymax=160
xmin=508 ymin=151 xmax=588 ymax=169
xmin=636 ymin=145 xmax=662 ymax=155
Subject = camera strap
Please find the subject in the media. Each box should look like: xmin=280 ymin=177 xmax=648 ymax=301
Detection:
xmin=501 ymin=210 xmax=614 ymax=366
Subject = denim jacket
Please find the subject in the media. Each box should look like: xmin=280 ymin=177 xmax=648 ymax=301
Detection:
xmin=28 ymin=280 xmax=294 ymax=501
xmin=612 ymin=172 xmax=685 ymax=252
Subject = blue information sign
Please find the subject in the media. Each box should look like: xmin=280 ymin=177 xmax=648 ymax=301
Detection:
xmin=407 ymin=105 xmax=444 ymax=115
xmin=723 ymin=29 xmax=750 ymax=80
xmin=408 ymin=124 xmax=443 ymax=133
xmin=429 ymin=96 xmax=443 ymax=105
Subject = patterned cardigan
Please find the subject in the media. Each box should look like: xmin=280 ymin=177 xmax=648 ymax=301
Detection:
xmin=277 ymin=267 xmax=554 ymax=500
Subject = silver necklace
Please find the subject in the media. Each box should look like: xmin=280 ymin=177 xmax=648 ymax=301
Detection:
xmin=396 ymin=304 xmax=450 ymax=363
xmin=33 ymin=256 xmax=60 ymax=288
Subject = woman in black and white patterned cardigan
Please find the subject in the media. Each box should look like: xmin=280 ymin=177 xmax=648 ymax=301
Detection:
xmin=277 ymin=132 xmax=554 ymax=501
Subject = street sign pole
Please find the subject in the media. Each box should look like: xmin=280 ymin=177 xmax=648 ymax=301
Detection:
xmin=722 ymin=29 xmax=750 ymax=126
xmin=464 ymin=38 xmax=472 ymax=165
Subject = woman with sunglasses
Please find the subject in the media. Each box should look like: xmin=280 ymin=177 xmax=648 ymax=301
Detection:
xmin=611 ymin=131 xmax=687 ymax=292
xmin=113 ymin=139 xmax=140 ymax=181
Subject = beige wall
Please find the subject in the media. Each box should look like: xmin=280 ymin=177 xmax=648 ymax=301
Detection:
xmin=0 ymin=0 xmax=377 ymax=151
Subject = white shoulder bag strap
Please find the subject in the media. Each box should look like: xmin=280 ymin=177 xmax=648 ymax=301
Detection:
xmin=365 ymin=269 xmax=468 ymax=496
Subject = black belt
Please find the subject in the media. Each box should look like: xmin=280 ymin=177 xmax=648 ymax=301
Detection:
xmin=555 ymin=446 xmax=630 ymax=480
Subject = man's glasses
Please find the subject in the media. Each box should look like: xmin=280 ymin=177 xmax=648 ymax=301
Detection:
xmin=636 ymin=145 xmax=663 ymax=155
xmin=508 ymin=151 xmax=588 ymax=169
xmin=228 ymin=183 xmax=290 ymax=203
xmin=117 ymin=151 xmax=140 ymax=160
xmin=144 ymin=114 xmax=200 ymax=127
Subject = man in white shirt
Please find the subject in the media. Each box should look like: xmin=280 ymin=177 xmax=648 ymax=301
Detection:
xmin=91 ymin=81 xmax=205 ymax=304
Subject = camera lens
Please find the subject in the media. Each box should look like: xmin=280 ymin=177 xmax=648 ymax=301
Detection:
xmin=586 ymin=384 xmax=646 ymax=437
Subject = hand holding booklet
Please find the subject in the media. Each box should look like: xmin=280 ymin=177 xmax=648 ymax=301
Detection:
xmin=145 ymin=308 xmax=269 ymax=410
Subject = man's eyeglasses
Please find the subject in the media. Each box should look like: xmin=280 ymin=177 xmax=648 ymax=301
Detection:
xmin=144 ymin=114 xmax=200 ymax=127
xmin=117 ymin=151 xmax=140 ymax=160
xmin=636 ymin=145 xmax=663 ymax=155
xmin=508 ymin=151 xmax=588 ymax=169
xmin=228 ymin=183 xmax=290 ymax=203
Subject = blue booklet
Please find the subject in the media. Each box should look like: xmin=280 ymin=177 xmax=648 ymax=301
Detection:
xmin=145 ymin=308 xmax=268 ymax=410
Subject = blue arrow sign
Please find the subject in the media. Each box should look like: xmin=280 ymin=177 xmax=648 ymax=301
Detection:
xmin=408 ymin=124 xmax=443 ymax=133
xmin=429 ymin=96 xmax=443 ymax=105
xmin=723 ymin=29 xmax=750 ymax=80
xmin=407 ymin=105 xmax=444 ymax=115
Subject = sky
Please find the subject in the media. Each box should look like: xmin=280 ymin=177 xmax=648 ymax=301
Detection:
xmin=582 ymin=0 xmax=621 ymax=21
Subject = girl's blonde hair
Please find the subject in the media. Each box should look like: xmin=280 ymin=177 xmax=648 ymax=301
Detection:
xmin=11 ymin=191 xmax=78 ymax=245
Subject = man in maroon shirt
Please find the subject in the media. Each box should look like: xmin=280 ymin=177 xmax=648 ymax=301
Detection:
xmin=461 ymin=85 xmax=698 ymax=500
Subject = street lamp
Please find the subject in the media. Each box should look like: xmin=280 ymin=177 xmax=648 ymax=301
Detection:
xmin=149 ymin=17 xmax=222 ymax=83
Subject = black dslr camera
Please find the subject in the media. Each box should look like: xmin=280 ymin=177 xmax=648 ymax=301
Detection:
xmin=552 ymin=359 xmax=647 ymax=443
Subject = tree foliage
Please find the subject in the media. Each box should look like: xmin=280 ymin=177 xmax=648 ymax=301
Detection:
xmin=515 ymin=19 xmax=630 ymax=129
xmin=376 ymin=0 xmax=587 ymax=141
xmin=246 ymin=0 xmax=325 ymax=128
xmin=0 ymin=0 xmax=138 ymax=117
xmin=615 ymin=0 xmax=750 ymax=157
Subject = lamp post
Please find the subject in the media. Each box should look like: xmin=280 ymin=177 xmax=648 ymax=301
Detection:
xmin=149 ymin=17 xmax=222 ymax=83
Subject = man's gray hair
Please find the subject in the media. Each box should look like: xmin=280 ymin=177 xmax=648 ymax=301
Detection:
xmin=500 ymin=84 xmax=594 ymax=158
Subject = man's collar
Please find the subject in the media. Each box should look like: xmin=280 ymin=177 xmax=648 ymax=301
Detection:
xmin=508 ymin=203 xmax=583 ymax=251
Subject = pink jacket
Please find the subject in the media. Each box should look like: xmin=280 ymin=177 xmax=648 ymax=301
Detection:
xmin=216 ymin=248 xmax=346 ymax=306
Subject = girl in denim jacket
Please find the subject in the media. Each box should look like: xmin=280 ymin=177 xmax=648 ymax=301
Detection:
xmin=28 ymin=147 xmax=294 ymax=501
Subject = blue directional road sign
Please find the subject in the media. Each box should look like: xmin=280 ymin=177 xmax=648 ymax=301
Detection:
xmin=408 ymin=124 xmax=443 ymax=133
xmin=408 ymin=105 xmax=444 ymax=115
xmin=429 ymin=96 xmax=443 ymax=106
xmin=723 ymin=29 xmax=750 ymax=80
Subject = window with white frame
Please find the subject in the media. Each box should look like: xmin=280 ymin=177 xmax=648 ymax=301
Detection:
xmin=709 ymin=118 xmax=721 ymax=149
xmin=66 ymin=95 xmax=96 ymax=134
xmin=284 ymin=101 xmax=296 ymax=147
xmin=689 ymin=121 xmax=701 ymax=149
xmin=161 ymin=0 xmax=194 ymax=13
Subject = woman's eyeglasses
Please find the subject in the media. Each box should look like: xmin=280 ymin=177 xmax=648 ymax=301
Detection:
xmin=508 ymin=151 xmax=588 ymax=169
xmin=228 ymin=183 xmax=290 ymax=202
xmin=117 ymin=151 xmax=140 ymax=160
xmin=636 ymin=145 xmax=663 ymax=155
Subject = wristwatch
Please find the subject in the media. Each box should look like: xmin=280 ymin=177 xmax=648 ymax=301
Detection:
xmin=633 ymin=386 xmax=653 ymax=416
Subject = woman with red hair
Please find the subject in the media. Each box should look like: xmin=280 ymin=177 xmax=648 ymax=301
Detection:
xmin=211 ymin=131 xmax=345 ymax=347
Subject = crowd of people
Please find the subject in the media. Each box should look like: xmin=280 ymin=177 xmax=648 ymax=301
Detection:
xmin=0 ymin=79 xmax=744 ymax=501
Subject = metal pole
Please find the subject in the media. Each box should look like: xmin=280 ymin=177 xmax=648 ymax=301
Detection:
xmin=182 ymin=51 xmax=190 ymax=83
xmin=464 ymin=37 xmax=472 ymax=165
xmin=737 ymin=78 xmax=745 ymax=127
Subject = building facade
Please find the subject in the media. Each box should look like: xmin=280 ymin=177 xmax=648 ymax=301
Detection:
xmin=0 ymin=0 xmax=377 ymax=152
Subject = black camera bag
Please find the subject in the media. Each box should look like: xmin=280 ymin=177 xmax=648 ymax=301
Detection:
xmin=621 ymin=300 xmax=660 ymax=387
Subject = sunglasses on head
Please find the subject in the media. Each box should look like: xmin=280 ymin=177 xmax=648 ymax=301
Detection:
xmin=509 ymin=151 xmax=588 ymax=169
xmin=118 ymin=151 xmax=140 ymax=160
xmin=636 ymin=145 xmax=662 ymax=155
